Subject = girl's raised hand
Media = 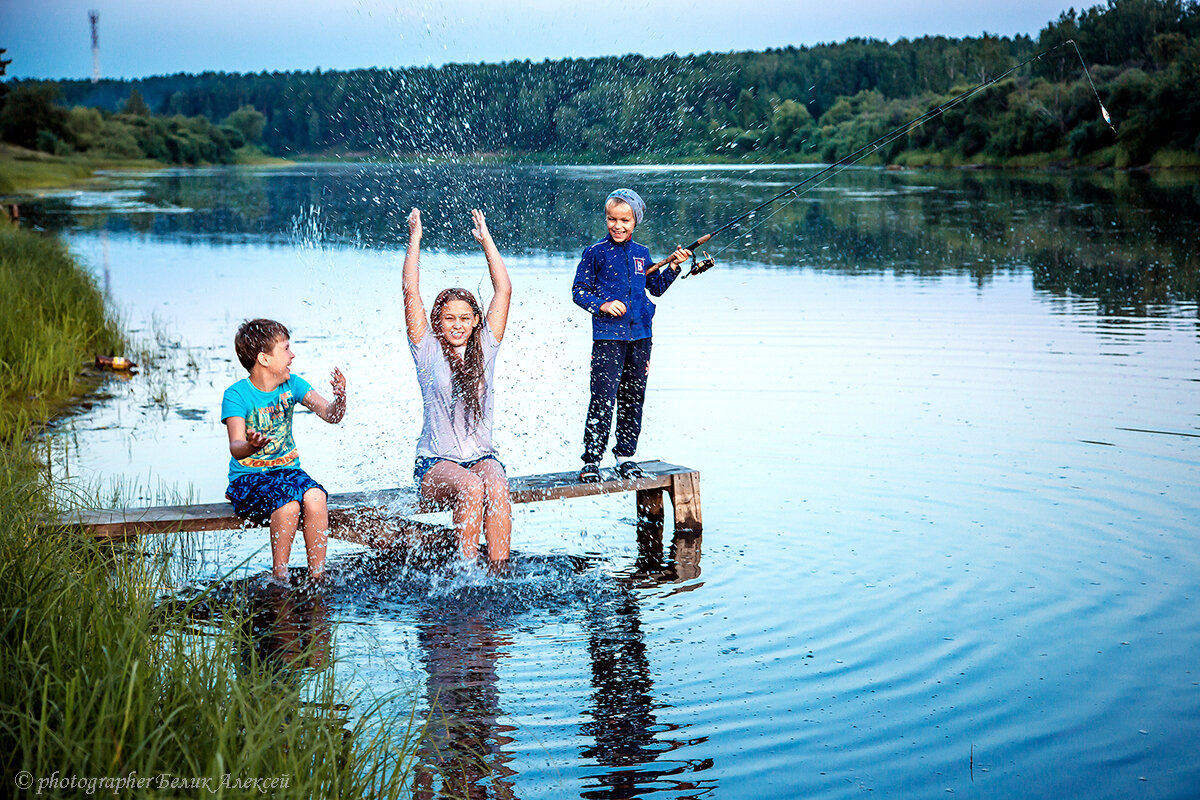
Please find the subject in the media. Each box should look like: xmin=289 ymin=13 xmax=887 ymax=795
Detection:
xmin=408 ymin=208 xmax=422 ymax=241
xmin=471 ymin=208 xmax=491 ymax=245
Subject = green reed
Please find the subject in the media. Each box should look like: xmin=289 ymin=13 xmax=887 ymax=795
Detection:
xmin=0 ymin=455 xmax=419 ymax=797
xmin=0 ymin=224 xmax=123 ymax=443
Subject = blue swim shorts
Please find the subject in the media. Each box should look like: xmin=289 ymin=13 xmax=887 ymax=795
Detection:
xmin=225 ymin=468 xmax=328 ymax=527
xmin=413 ymin=454 xmax=504 ymax=486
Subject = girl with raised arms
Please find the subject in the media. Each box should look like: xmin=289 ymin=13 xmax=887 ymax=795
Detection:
xmin=403 ymin=207 xmax=512 ymax=567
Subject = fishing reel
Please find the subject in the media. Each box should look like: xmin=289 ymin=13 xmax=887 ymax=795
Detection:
xmin=682 ymin=251 xmax=716 ymax=279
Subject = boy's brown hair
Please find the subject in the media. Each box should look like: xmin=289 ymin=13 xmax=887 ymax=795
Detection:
xmin=234 ymin=318 xmax=289 ymax=371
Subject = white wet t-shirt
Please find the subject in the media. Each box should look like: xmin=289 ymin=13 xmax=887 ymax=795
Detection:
xmin=409 ymin=324 xmax=500 ymax=461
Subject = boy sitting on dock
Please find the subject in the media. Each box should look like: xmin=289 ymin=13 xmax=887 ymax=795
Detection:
xmin=221 ymin=319 xmax=347 ymax=583
xmin=572 ymin=188 xmax=691 ymax=483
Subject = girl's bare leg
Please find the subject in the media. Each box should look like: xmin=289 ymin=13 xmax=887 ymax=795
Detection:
xmin=301 ymin=487 xmax=330 ymax=580
xmin=269 ymin=500 xmax=301 ymax=579
xmin=470 ymin=458 xmax=511 ymax=563
xmin=421 ymin=461 xmax=485 ymax=560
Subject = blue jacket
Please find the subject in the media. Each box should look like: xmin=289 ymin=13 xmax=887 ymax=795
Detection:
xmin=572 ymin=237 xmax=679 ymax=341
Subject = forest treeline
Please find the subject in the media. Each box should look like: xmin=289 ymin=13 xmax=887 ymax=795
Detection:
xmin=2 ymin=0 xmax=1198 ymax=167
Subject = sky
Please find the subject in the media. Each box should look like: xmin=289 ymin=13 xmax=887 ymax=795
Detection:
xmin=3 ymin=0 xmax=1083 ymax=80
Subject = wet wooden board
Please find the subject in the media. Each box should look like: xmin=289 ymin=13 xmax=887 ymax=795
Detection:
xmin=62 ymin=460 xmax=701 ymax=540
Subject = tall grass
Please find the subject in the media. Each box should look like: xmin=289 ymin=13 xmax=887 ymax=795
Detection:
xmin=0 ymin=223 xmax=422 ymax=797
xmin=0 ymin=224 xmax=124 ymax=443
xmin=0 ymin=466 xmax=418 ymax=797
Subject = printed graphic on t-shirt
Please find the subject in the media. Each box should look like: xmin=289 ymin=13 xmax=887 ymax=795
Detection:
xmin=238 ymin=389 xmax=300 ymax=469
xmin=633 ymin=257 xmax=645 ymax=275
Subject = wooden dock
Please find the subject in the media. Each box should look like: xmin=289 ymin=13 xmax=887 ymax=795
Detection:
xmin=62 ymin=460 xmax=701 ymax=546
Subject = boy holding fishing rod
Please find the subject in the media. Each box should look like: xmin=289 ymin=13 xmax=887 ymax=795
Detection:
xmin=572 ymin=188 xmax=691 ymax=483
xmin=221 ymin=319 xmax=347 ymax=583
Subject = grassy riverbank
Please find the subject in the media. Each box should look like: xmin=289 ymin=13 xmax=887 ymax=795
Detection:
xmin=0 ymin=223 xmax=416 ymax=797
xmin=0 ymin=143 xmax=288 ymax=195
xmin=0 ymin=143 xmax=157 ymax=195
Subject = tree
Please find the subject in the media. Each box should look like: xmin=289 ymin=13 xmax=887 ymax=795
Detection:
xmin=553 ymin=104 xmax=583 ymax=152
xmin=0 ymin=84 xmax=69 ymax=150
xmin=0 ymin=48 xmax=11 ymax=116
xmin=223 ymin=105 xmax=266 ymax=144
xmin=770 ymin=99 xmax=814 ymax=152
xmin=736 ymin=88 xmax=759 ymax=129
xmin=120 ymin=89 xmax=150 ymax=116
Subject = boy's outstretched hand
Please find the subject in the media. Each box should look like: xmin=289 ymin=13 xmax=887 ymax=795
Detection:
xmin=408 ymin=208 xmax=422 ymax=241
xmin=303 ymin=367 xmax=347 ymax=424
xmin=245 ymin=429 xmax=271 ymax=453
xmin=471 ymin=208 xmax=492 ymax=245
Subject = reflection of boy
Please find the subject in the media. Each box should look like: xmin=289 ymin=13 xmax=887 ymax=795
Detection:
xmin=221 ymin=318 xmax=346 ymax=582
xmin=572 ymin=188 xmax=690 ymax=482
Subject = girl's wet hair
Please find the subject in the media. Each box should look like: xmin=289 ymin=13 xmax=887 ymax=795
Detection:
xmin=430 ymin=288 xmax=486 ymax=424
xmin=234 ymin=318 xmax=289 ymax=371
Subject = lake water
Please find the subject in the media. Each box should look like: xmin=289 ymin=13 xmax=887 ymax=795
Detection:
xmin=27 ymin=163 xmax=1200 ymax=798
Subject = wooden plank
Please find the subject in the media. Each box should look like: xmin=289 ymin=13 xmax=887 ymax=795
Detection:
xmin=62 ymin=460 xmax=701 ymax=538
xmin=508 ymin=460 xmax=693 ymax=503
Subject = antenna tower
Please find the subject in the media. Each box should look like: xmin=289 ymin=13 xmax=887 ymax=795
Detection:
xmin=89 ymin=10 xmax=100 ymax=83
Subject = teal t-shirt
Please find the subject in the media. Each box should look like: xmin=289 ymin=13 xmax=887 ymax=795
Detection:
xmin=220 ymin=375 xmax=314 ymax=483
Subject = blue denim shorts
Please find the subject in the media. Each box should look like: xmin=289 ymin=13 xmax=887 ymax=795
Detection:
xmin=226 ymin=468 xmax=327 ymax=526
xmin=414 ymin=454 xmax=504 ymax=486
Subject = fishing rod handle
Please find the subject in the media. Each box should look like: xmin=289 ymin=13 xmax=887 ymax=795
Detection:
xmin=647 ymin=233 xmax=712 ymax=274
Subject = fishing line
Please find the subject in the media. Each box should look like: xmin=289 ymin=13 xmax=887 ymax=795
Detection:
xmin=1071 ymin=39 xmax=1116 ymax=132
xmin=652 ymin=39 xmax=1114 ymax=276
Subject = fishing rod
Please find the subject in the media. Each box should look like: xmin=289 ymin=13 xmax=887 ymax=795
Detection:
xmin=649 ymin=39 xmax=1113 ymax=278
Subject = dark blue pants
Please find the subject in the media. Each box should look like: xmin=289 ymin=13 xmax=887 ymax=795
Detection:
xmin=582 ymin=338 xmax=652 ymax=464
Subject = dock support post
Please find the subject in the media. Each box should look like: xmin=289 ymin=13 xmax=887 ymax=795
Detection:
xmin=636 ymin=487 xmax=664 ymax=525
xmin=668 ymin=471 xmax=702 ymax=532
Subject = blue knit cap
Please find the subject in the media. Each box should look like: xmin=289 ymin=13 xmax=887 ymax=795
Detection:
xmin=606 ymin=188 xmax=645 ymax=225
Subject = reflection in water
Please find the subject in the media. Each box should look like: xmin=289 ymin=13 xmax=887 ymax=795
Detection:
xmin=239 ymin=578 xmax=334 ymax=676
xmin=579 ymin=525 xmax=714 ymax=800
xmin=401 ymin=523 xmax=708 ymax=799
xmin=159 ymin=575 xmax=351 ymax=745
xmin=172 ymin=574 xmax=335 ymax=678
xmin=413 ymin=607 xmax=519 ymax=800
xmin=23 ymin=165 xmax=1200 ymax=316
xmin=165 ymin=523 xmax=707 ymax=799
